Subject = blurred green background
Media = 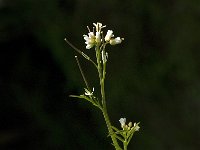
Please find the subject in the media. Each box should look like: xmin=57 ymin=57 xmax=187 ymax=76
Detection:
xmin=1 ymin=0 xmax=200 ymax=150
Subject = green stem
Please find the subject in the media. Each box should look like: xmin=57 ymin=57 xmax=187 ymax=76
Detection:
xmin=96 ymin=45 xmax=121 ymax=150
xmin=123 ymin=139 xmax=127 ymax=150
xmin=102 ymin=105 xmax=121 ymax=150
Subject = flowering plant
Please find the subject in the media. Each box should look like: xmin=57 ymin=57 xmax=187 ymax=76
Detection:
xmin=65 ymin=22 xmax=140 ymax=150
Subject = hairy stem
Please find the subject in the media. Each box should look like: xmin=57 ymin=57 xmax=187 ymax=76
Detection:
xmin=96 ymin=45 xmax=121 ymax=150
xmin=123 ymin=139 xmax=127 ymax=150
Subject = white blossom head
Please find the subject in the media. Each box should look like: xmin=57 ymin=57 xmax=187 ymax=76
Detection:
xmin=83 ymin=32 xmax=96 ymax=49
xmin=119 ymin=118 xmax=126 ymax=128
xmin=83 ymin=22 xmax=123 ymax=49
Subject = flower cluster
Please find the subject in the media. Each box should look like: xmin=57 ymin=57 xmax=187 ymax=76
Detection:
xmin=83 ymin=22 xmax=123 ymax=49
xmin=119 ymin=118 xmax=140 ymax=131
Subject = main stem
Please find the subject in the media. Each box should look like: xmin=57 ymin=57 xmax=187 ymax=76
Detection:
xmin=96 ymin=46 xmax=121 ymax=150
xmin=123 ymin=139 xmax=127 ymax=150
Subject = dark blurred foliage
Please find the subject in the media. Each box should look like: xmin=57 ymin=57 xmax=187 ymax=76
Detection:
xmin=0 ymin=0 xmax=200 ymax=149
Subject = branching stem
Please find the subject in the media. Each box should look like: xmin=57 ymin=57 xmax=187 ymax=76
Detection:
xmin=96 ymin=45 xmax=122 ymax=150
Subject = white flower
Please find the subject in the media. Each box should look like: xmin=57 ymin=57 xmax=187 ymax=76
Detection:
xmin=95 ymin=31 xmax=101 ymax=43
xmin=109 ymin=37 xmax=123 ymax=45
xmin=83 ymin=32 xmax=96 ymax=49
xmin=119 ymin=118 xmax=126 ymax=128
xmin=84 ymin=87 xmax=94 ymax=96
xmin=133 ymin=123 xmax=140 ymax=131
xmin=105 ymin=30 xmax=123 ymax=45
xmin=105 ymin=30 xmax=114 ymax=42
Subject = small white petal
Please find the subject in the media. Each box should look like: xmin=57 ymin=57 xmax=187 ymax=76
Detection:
xmin=105 ymin=30 xmax=114 ymax=42
xmin=119 ymin=118 xmax=126 ymax=128
xmin=134 ymin=123 xmax=140 ymax=131
xmin=88 ymin=32 xmax=95 ymax=38
xmin=83 ymin=35 xmax=89 ymax=40
xmin=84 ymin=88 xmax=94 ymax=95
xmin=86 ymin=44 xmax=94 ymax=49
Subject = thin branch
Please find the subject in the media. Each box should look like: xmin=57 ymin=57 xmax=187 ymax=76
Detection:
xmin=75 ymin=56 xmax=90 ymax=90
xmin=64 ymin=38 xmax=98 ymax=69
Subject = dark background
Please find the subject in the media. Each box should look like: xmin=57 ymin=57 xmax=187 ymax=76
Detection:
xmin=1 ymin=0 xmax=200 ymax=150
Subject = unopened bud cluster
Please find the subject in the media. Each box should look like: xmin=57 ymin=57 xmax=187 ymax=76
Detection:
xmin=119 ymin=118 xmax=140 ymax=131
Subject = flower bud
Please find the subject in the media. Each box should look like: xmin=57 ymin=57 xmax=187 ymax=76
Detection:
xmin=128 ymin=122 xmax=132 ymax=128
xmin=105 ymin=30 xmax=114 ymax=42
xmin=109 ymin=37 xmax=122 ymax=45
